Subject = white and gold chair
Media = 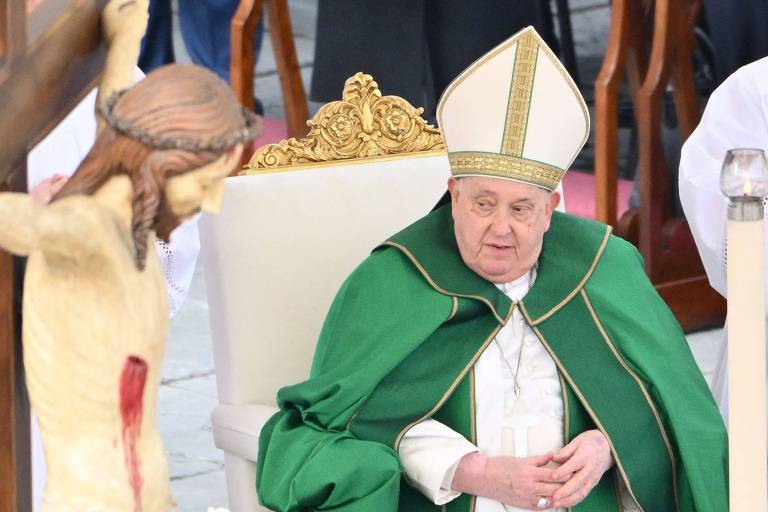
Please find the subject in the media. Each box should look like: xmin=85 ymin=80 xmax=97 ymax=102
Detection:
xmin=199 ymin=73 xmax=450 ymax=511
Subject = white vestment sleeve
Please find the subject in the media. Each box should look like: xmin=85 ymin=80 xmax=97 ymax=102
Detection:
xmin=156 ymin=216 xmax=200 ymax=317
xmin=398 ymin=419 xmax=478 ymax=505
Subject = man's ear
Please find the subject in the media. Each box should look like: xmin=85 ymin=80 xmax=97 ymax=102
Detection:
xmin=548 ymin=191 xmax=561 ymax=215
xmin=447 ymin=177 xmax=461 ymax=205
xmin=541 ymin=191 xmax=560 ymax=233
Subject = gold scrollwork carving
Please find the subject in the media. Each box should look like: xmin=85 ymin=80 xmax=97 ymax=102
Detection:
xmin=241 ymin=72 xmax=445 ymax=173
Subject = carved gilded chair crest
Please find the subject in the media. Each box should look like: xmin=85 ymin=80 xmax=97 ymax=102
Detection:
xmin=241 ymin=72 xmax=445 ymax=173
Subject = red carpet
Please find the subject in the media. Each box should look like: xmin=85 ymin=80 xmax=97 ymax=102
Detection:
xmin=251 ymin=117 xmax=632 ymax=221
xmin=562 ymin=170 xmax=632 ymax=221
xmin=252 ymin=117 xmax=290 ymax=149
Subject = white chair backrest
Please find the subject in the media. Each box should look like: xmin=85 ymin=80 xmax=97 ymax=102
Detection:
xmin=200 ymin=153 xmax=451 ymax=405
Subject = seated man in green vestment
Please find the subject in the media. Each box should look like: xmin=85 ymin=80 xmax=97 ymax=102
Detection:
xmin=256 ymin=27 xmax=728 ymax=512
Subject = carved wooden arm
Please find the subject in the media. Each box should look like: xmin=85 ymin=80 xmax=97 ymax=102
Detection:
xmin=35 ymin=197 xmax=105 ymax=264
xmin=96 ymin=0 xmax=149 ymax=134
xmin=0 ymin=192 xmax=105 ymax=264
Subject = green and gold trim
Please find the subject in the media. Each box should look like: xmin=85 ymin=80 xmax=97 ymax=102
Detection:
xmin=520 ymin=289 xmax=679 ymax=512
xmin=529 ymin=225 xmax=612 ymax=325
xmin=449 ymin=151 xmax=565 ymax=190
xmin=501 ymin=30 xmax=538 ymax=157
xmin=518 ymin=305 xmax=646 ymax=512
xmin=581 ymin=288 xmax=680 ymax=511
xmin=393 ymin=308 xmax=512 ymax=450
xmin=381 ymin=240 xmax=508 ymax=324
xmin=448 ymin=296 xmax=459 ymax=322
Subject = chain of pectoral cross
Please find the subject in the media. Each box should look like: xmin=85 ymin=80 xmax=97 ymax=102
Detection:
xmin=494 ymin=268 xmax=534 ymax=398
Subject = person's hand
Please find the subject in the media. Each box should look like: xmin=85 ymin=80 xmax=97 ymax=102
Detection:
xmin=549 ymin=429 xmax=613 ymax=508
xmin=452 ymin=452 xmax=564 ymax=509
xmin=29 ymin=174 xmax=68 ymax=206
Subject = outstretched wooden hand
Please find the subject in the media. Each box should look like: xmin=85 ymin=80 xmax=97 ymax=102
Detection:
xmin=97 ymin=0 xmax=149 ymax=133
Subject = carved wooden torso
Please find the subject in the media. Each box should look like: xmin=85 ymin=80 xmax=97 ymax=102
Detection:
xmin=23 ymin=194 xmax=170 ymax=512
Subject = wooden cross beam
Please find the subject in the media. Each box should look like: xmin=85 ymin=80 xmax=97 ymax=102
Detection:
xmin=0 ymin=1 xmax=107 ymax=509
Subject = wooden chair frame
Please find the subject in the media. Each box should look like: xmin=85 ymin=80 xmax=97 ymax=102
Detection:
xmin=594 ymin=0 xmax=725 ymax=331
xmin=231 ymin=0 xmax=309 ymax=140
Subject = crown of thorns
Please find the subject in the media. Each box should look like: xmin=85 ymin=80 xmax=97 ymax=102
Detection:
xmin=99 ymin=89 xmax=261 ymax=152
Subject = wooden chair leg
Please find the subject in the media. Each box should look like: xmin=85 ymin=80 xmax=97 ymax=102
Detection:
xmin=265 ymin=0 xmax=309 ymax=140
xmin=636 ymin=1 xmax=676 ymax=279
xmin=594 ymin=0 xmax=629 ymax=227
xmin=230 ymin=0 xmax=264 ymax=112
xmin=670 ymin=0 xmax=701 ymax=140
xmin=594 ymin=0 xmax=647 ymax=227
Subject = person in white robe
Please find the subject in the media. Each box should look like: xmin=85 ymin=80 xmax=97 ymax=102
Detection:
xmin=679 ymin=55 xmax=768 ymax=420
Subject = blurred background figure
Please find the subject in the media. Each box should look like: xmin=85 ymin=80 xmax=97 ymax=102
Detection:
xmin=310 ymin=0 xmax=562 ymax=122
xmin=702 ymin=0 xmax=768 ymax=87
xmin=138 ymin=0 xmax=175 ymax=72
xmin=679 ymin=56 xmax=768 ymax=419
xmin=138 ymin=0 xmax=265 ymax=113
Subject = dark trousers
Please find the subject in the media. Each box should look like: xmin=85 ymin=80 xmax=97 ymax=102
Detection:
xmin=138 ymin=0 xmax=263 ymax=84
xmin=138 ymin=0 xmax=175 ymax=73
xmin=310 ymin=0 xmax=556 ymax=121
xmin=702 ymin=0 xmax=768 ymax=85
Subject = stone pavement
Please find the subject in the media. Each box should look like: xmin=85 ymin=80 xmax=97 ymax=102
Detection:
xmin=161 ymin=4 xmax=321 ymax=508
xmin=161 ymin=1 xmax=724 ymax=510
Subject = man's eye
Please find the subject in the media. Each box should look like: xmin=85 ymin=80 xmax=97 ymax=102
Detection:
xmin=477 ymin=201 xmax=492 ymax=210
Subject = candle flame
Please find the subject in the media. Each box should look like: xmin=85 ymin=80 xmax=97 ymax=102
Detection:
xmin=745 ymin=176 xmax=753 ymax=196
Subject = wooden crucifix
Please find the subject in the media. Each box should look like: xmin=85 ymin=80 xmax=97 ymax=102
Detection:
xmin=0 ymin=1 xmax=109 ymax=509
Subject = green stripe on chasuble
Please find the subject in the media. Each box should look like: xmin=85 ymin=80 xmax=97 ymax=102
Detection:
xmin=348 ymin=299 xmax=503 ymax=449
xmin=347 ymin=293 xmax=501 ymax=512
xmin=561 ymin=376 xmax=623 ymax=512
xmin=520 ymin=295 xmax=677 ymax=512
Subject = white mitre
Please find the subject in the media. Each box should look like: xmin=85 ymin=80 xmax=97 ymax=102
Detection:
xmin=437 ymin=26 xmax=589 ymax=191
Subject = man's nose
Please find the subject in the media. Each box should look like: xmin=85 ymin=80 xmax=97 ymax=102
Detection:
xmin=489 ymin=212 xmax=513 ymax=236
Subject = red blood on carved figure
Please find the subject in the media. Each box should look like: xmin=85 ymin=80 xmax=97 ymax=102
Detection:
xmin=120 ymin=355 xmax=148 ymax=512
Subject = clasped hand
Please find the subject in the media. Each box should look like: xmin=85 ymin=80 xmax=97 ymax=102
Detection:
xmin=452 ymin=429 xmax=613 ymax=510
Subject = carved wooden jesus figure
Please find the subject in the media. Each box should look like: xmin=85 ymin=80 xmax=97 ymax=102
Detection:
xmin=0 ymin=64 xmax=258 ymax=512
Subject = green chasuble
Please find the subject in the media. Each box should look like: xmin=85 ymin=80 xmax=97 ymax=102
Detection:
xmin=256 ymin=203 xmax=728 ymax=512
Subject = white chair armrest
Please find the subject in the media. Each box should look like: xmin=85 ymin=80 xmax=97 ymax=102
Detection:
xmin=211 ymin=403 xmax=278 ymax=462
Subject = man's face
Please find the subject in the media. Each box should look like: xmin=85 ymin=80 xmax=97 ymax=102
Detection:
xmin=448 ymin=176 xmax=560 ymax=283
